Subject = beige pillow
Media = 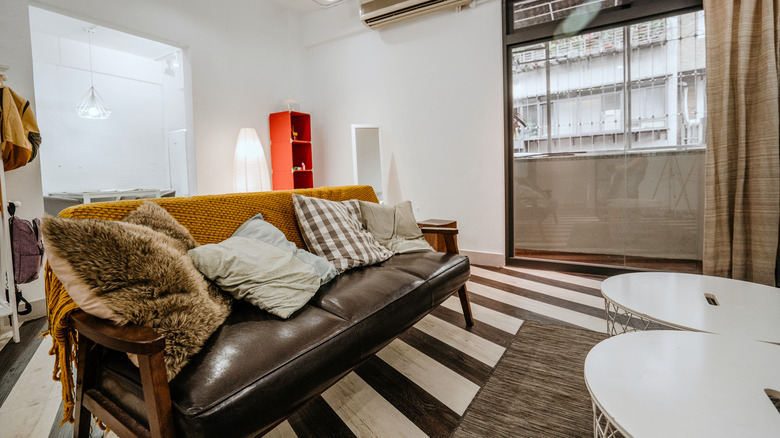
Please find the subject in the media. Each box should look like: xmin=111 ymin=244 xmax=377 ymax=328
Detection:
xmin=358 ymin=200 xmax=434 ymax=254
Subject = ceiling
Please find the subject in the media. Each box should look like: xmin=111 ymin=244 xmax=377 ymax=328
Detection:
xmin=29 ymin=6 xmax=180 ymax=60
xmin=29 ymin=1 xmax=345 ymax=59
xmin=268 ymin=0 xmax=343 ymax=14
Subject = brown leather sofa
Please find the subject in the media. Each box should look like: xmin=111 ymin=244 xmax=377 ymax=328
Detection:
xmin=52 ymin=186 xmax=472 ymax=438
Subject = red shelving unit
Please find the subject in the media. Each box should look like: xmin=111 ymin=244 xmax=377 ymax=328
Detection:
xmin=269 ymin=111 xmax=314 ymax=190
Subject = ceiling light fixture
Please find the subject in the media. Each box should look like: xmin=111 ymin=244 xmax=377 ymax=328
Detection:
xmin=75 ymin=27 xmax=111 ymax=120
xmin=311 ymin=0 xmax=346 ymax=7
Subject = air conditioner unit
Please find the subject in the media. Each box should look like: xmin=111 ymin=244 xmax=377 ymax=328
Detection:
xmin=360 ymin=0 xmax=473 ymax=30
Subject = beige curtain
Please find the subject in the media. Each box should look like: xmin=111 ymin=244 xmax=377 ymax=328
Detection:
xmin=703 ymin=0 xmax=780 ymax=285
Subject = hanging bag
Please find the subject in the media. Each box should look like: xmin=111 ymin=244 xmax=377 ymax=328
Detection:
xmin=10 ymin=215 xmax=44 ymax=284
xmin=4 ymin=203 xmax=44 ymax=315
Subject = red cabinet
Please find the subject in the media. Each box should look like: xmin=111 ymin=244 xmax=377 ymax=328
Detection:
xmin=269 ymin=111 xmax=313 ymax=190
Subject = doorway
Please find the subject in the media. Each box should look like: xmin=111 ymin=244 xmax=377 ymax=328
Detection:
xmin=29 ymin=6 xmax=195 ymax=201
xmin=351 ymin=125 xmax=384 ymax=203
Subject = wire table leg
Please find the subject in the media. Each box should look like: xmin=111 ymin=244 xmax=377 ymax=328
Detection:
xmin=605 ymin=299 xmax=655 ymax=336
xmin=593 ymin=400 xmax=624 ymax=438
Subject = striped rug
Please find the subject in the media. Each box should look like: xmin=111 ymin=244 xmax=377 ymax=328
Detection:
xmin=0 ymin=265 xmax=608 ymax=437
xmin=453 ymin=321 xmax=607 ymax=437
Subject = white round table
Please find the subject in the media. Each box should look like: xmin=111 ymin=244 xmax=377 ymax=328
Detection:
xmin=584 ymin=331 xmax=780 ymax=437
xmin=601 ymin=272 xmax=780 ymax=344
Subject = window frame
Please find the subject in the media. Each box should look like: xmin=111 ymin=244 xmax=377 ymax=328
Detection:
xmin=502 ymin=0 xmax=704 ymax=273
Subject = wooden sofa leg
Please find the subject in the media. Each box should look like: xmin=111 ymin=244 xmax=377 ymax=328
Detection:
xmin=457 ymin=285 xmax=474 ymax=327
xmin=137 ymin=351 xmax=175 ymax=438
xmin=74 ymin=336 xmax=97 ymax=438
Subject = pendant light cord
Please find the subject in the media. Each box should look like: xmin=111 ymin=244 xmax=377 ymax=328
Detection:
xmin=85 ymin=27 xmax=95 ymax=89
xmin=76 ymin=25 xmax=111 ymax=119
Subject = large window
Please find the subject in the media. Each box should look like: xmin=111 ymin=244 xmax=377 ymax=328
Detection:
xmin=512 ymin=12 xmax=706 ymax=155
xmin=507 ymin=6 xmax=707 ymax=272
xmin=511 ymin=0 xmax=632 ymax=31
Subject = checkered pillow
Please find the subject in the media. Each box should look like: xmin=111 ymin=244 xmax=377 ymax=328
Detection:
xmin=293 ymin=194 xmax=393 ymax=272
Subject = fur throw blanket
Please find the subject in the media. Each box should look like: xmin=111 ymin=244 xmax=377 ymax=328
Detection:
xmin=43 ymin=202 xmax=232 ymax=380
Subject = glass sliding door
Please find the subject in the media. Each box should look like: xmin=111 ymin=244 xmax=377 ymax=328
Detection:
xmin=510 ymin=10 xmax=707 ymax=271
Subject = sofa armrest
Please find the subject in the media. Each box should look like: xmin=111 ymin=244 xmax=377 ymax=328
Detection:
xmin=420 ymin=227 xmax=458 ymax=235
xmin=70 ymin=310 xmax=175 ymax=438
xmin=420 ymin=227 xmax=460 ymax=254
xmin=70 ymin=310 xmax=165 ymax=355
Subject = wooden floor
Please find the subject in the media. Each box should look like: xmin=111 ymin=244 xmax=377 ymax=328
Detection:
xmin=0 ymin=266 xmax=608 ymax=438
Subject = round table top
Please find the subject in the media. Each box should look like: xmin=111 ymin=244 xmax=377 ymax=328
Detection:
xmin=601 ymin=272 xmax=780 ymax=343
xmin=584 ymin=331 xmax=780 ymax=437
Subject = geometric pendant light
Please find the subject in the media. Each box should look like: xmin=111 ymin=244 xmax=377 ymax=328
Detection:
xmin=75 ymin=27 xmax=111 ymax=120
xmin=311 ymin=0 xmax=345 ymax=7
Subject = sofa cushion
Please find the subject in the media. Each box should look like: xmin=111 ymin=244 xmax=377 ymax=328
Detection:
xmin=122 ymin=201 xmax=199 ymax=252
xmin=309 ymin=252 xmax=469 ymax=358
xmin=44 ymin=203 xmax=201 ymax=322
xmin=46 ymin=244 xmax=117 ymax=321
xmin=42 ymin=216 xmax=231 ymax=380
xmin=231 ymin=213 xmax=338 ymax=285
xmin=310 ymin=266 xmax=429 ymax=359
xmin=310 ymin=266 xmax=424 ymax=323
xmin=381 ymin=252 xmax=471 ymax=306
xmin=292 ymin=194 xmax=392 ymax=272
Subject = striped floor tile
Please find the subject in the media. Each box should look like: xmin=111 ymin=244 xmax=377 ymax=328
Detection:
xmin=0 ymin=265 xmax=609 ymax=437
xmin=266 ymin=265 xmax=607 ymax=437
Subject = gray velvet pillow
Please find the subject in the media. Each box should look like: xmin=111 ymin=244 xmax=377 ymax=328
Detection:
xmin=232 ymin=213 xmax=338 ymax=285
xmin=42 ymin=215 xmax=232 ymax=380
xmin=359 ymin=200 xmax=434 ymax=254
xmin=188 ymin=236 xmax=321 ymax=319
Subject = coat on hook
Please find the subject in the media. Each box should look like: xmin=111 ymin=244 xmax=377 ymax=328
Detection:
xmin=0 ymin=86 xmax=42 ymax=170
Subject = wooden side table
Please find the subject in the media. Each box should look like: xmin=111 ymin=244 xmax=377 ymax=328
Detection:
xmin=417 ymin=219 xmax=457 ymax=253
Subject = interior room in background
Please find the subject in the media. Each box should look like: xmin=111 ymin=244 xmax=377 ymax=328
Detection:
xmin=29 ymin=7 xmax=194 ymax=204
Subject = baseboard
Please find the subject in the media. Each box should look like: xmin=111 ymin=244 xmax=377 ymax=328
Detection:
xmin=460 ymin=250 xmax=504 ymax=267
xmin=0 ymin=299 xmax=46 ymax=330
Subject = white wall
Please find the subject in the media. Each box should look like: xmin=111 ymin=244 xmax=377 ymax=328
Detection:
xmin=35 ymin=0 xmax=307 ymax=195
xmin=161 ymin=51 xmax=188 ymax=195
xmin=0 ymin=0 xmax=46 ymax=303
xmin=302 ymin=0 xmax=505 ymax=261
xmin=12 ymin=0 xmax=504 ymax=265
xmin=32 ymin=33 xmax=175 ymax=193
